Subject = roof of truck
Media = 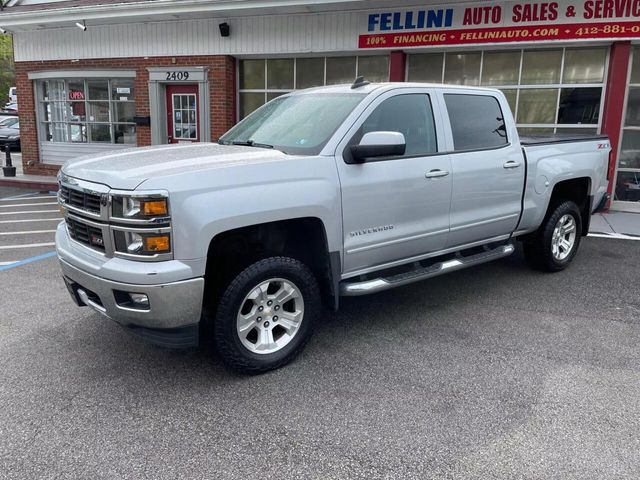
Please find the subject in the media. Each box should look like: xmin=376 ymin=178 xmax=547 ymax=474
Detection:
xmin=294 ymin=82 xmax=503 ymax=96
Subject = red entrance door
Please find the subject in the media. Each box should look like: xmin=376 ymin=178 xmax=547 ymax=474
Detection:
xmin=166 ymin=84 xmax=200 ymax=143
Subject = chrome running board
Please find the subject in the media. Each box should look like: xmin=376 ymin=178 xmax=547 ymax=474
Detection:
xmin=340 ymin=243 xmax=515 ymax=296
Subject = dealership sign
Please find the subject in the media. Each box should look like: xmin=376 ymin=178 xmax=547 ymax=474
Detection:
xmin=359 ymin=0 xmax=640 ymax=48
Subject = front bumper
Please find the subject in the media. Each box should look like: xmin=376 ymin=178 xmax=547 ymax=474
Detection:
xmin=56 ymin=222 xmax=205 ymax=347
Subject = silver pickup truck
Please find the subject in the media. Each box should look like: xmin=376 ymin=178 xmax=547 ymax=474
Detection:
xmin=56 ymin=80 xmax=610 ymax=373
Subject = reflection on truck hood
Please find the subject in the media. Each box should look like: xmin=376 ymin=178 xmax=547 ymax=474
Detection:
xmin=61 ymin=143 xmax=287 ymax=190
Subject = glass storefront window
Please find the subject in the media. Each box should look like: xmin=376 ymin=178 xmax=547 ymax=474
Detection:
xmin=521 ymin=50 xmax=562 ymax=84
xmin=443 ymin=53 xmax=480 ymax=85
xmin=42 ymin=80 xmax=65 ymax=101
xmin=517 ymin=89 xmax=558 ymax=124
xmin=631 ymin=49 xmax=640 ymax=84
xmin=326 ymin=57 xmax=356 ymax=85
xmin=615 ymin=171 xmax=640 ymax=202
xmin=296 ymin=58 xmax=324 ymax=89
xmin=408 ymin=47 xmax=606 ymax=134
xmin=615 ymin=48 xmax=640 ymax=208
xmin=357 ymin=56 xmax=389 ymax=82
xmin=114 ymin=102 xmax=135 ymax=123
xmin=111 ymin=79 xmax=134 ymax=101
xmin=267 ymin=59 xmax=294 ymax=90
xmin=238 ymin=55 xmax=388 ymax=118
xmin=562 ymin=48 xmax=606 ymax=84
xmin=37 ymin=78 xmax=136 ymax=145
xmin=69 ymin=102 xmax=86 ymax=122
xmin=89 ymin=124 xmax=111 ymax=143
xmin=557 ymin=87 xmax=602 ymax=124
xmin=87 ymin=80 xmax=109 ymax=100
xmin=44 ymin=122 xmax=68 ymax=142
xmin=407 ymin=53 xmax=443 ymax=83
xmin=619 ymin=130 xmax=640 ymax=170
xmin=70 ymin=124 xmax=87 ymax=143
xmin=624 ymin=87 xmax=640 ymax=127
xmin=67 ymin=79 xmax=85 ymax=100
xmin=239 ymin=92 xmax=265 ymax=119
xmin=87 ymin=102 xmax=110 ymax=122
xmin=239 ymin=59 xmax=265 ymax=89
xmin=482 ymin=51 xmax=520 ymax=86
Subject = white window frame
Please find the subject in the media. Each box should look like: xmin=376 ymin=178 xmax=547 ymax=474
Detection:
xmin=29 ymin=71 xmax=137 ymax=146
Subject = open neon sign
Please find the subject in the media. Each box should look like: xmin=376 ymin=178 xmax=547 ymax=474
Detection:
xmin=69 ymin=90 xmax=85 ymax=101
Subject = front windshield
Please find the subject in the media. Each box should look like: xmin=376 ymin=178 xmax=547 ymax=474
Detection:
xmin=220 ymin=92 xmax=366 ymax=155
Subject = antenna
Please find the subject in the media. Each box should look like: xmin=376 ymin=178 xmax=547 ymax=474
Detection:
xmin=351 ymin=76 xmax=370 ymax=89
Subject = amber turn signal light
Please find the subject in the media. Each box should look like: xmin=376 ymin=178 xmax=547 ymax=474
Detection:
xmin=142 ymin=235 xmax=170 ymax=253
xmin=141 ymin=199 xmax=168 ymax=216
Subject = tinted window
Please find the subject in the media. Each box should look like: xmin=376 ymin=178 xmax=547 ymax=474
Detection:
xmin=356 ymin=94 xmax=437 ymax=156
xmin=444 ymin=94 xmax=507 ymax=150
xmin=558 ymin=87 xmax=602 ymax=124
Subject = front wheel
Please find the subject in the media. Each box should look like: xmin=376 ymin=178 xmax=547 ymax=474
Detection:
xmin=213 ymin=257 xmax=320 ymax=374
xmin=522 ymin=200 xmax=582 ymax=272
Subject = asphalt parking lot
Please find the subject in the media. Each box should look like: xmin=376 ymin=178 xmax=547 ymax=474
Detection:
xmin=0 ymin=186 xmax=60 ymax=271
xmin=1 ymin=187 xmax=640 ymax=479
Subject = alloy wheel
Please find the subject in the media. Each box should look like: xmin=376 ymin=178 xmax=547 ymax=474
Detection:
xmin=236 ymin=278 xmax=305 ymax=354
xmin=551 ymin=214 xmax=577 ymax=261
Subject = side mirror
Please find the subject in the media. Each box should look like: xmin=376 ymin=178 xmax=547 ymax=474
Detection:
xmin=349 ymin=131 xmax=406 ymax=164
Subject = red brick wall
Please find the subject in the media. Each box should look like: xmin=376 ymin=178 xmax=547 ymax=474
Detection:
xmin=15 ymin=55 xmax=237 ymax=176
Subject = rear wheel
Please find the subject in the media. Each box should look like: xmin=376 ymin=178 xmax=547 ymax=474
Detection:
xmin=523 ymin=200 xmax=582 ymax=272
xmin=213 ymin=257 xmax=319 ymax=374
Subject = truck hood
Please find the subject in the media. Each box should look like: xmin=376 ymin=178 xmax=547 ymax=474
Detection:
xmin=61 ymin=143 xmax=288 ymax=190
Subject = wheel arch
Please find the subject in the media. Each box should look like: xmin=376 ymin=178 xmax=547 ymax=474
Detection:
xmin=204 ymin=217 xmax=340 ymax=315
xmin=547 ymin=176 xmax=592 ymax=236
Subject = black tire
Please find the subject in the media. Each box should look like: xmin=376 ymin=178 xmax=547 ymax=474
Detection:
xmin=522 ymin=200 xmax=582 ymax=272
xmin=213 ymin=256 xmax=320 ymax=374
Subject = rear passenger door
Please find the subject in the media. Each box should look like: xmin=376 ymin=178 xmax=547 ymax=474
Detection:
xmin=440 ymin=92 xmax=525 ymax=248
xmin=335 ymin=89 xmax=452 ymax=275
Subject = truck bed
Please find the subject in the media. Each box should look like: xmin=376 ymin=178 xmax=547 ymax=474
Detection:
xmin=519 ymin=134 xmax=608 ymax=146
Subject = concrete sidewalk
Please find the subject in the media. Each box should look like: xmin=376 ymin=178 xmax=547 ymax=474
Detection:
xmin=0 ymin=153 xmax=59 ymax=191
xmin=590 ymin=211 xmax=640 ymax=237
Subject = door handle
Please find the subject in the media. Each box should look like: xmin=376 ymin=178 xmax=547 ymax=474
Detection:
xmin=425 ymin=169 xmax=450 ymax=178
xmin=503 ymin=161 xmax=521 ymax=169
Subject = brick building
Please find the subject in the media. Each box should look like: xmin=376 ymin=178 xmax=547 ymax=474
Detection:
xmin=2 ymin=0 xmax=640 ymax=211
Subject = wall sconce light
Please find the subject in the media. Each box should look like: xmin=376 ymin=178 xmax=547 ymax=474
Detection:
xmin=219 ymin=22 xmax=230 ymax=37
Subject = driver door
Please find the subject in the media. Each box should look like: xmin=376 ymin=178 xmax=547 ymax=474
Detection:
xmin=334 ymin=89 xmax=452 ymax=276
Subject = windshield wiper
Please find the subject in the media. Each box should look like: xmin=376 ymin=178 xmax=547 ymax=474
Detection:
xmin=228 ymin=139 xmax=274 ymax=149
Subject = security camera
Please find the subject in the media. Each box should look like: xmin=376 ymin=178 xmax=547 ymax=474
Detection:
xmin=76 ymin=21 xmax=87 ymax=31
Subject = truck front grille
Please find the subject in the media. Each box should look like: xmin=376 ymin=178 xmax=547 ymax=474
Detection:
xmin=66 ymin=216 xmax=106 ymax=252
xmin=60 ymin=185 xmax=102 ymax=215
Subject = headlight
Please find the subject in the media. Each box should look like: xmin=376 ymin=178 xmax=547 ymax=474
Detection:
xmin=114 ymin=230 xmax=171 ymax=256
xmin=112 ymin=194 xmax=169 ymax=220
